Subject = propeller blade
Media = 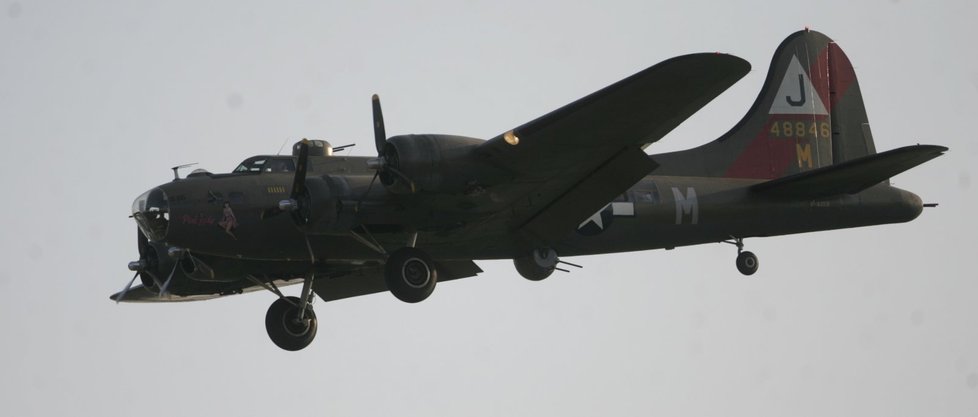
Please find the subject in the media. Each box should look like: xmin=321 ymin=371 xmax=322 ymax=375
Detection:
xmin=291 ymin=139 xmax=310 ymax=199
xmin=355 ymin=171 xmax=380 ymax=212
xmin=159 ymin=258 xmax=180 ymax=296
xmin=372 ymin=94 xmax=386 ymax=155
xmin=386 ymin=166 xmax=417 ymax=193
xmin=137 ymin=228 xmax=149 ymax=257
xmin=115 ymin=271 xmax=140 ymax=303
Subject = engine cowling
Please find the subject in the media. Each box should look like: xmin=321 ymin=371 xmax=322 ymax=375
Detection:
xmin=382 ymin=134 xmax=486 ymax=194
xmin=291 ymin=174 xmax=356 ymax=234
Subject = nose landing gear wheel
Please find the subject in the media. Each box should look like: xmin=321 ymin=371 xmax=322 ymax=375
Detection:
xmin=265 ymin=296 xmax=318 ymax=351
xmin=736 ymin=251 xmax=759 ymax=276
xmin=385 ymin=247 xmax=437 ymax=303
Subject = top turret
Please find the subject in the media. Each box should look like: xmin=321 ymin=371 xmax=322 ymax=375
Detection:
xmin=294 ymin=139 xmax=333 ymax=157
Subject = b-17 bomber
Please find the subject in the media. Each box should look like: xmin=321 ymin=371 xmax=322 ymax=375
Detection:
xmin=115 ymin=30 xmax=946 ymax=351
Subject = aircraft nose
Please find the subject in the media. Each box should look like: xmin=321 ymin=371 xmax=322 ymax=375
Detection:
xmin=132 ymin=187 xmax=169 ymax=242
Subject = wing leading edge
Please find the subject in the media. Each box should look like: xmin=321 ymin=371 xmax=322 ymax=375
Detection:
xmin=111 ymin=260 xmax=483 ymax=303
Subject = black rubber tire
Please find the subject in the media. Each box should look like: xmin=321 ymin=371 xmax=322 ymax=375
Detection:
xmin=265 ymin=296 xmax=317 ymax=351
xmin=513 ymin=256 xmax=555 ymax=281
xmin=736 ymin=251 xmax=759 ymax=276
xmin=385 ymin=247 xmax=438 ymax=303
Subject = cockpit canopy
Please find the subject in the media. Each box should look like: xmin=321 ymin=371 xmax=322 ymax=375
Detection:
xmin=232 ymin=156 xmax=296 ymax=174
xmin=231 ymin=140 xmax=333 ymax=174
xmin=293 ymin=139 xmax=332 ymax=157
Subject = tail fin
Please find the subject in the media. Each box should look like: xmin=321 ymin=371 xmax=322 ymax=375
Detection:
xmin=654 ymin=30 xmax=878 ymax=179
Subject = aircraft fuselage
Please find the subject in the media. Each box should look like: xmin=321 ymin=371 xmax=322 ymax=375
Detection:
xmin=143 ymin=169 xmax=922 ymax=262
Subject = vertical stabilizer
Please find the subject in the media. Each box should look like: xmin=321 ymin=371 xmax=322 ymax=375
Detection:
xmin=653 ymin=30 xmax=877 ymax=179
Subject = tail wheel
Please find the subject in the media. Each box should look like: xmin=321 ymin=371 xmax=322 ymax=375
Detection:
xmin=265 ymin=296 xmax=318 ymax=351
xmin=736 ymin=251 xmax=759 ymax=276
xmin=385 ymin=247 xmax=437 ymax=303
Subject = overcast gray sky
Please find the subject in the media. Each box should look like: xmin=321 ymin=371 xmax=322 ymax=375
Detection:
xmin=2 ymin=1 xmax=976 ymax=416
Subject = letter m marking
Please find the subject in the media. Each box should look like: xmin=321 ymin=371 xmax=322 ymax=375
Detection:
xmin=797 ymin=143 xmax=813 ymax=169
xmin=672 ymin=187 xmax=698 ymax=225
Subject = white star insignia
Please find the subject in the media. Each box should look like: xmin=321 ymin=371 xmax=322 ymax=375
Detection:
xmin=579 ymin=208 xmax=605 ymax=230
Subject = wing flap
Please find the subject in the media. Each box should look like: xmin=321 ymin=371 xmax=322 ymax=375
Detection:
xmin=751 ymin=144 xmax=948 ymax=199
xmin=520 ymin=146 xmax=657 ymax=243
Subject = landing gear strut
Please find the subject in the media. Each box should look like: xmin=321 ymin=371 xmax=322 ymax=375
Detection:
xmin=724 ymin=237 xmax=759 ymax=276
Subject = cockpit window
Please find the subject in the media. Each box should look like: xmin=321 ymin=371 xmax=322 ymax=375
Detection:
xmin=264 ymin=158 xmax=295 ymax=173
xmin=233 ymin=158 xmax=266 ymax=173
xmin=232 ymin=157 xmax=295 ymax=174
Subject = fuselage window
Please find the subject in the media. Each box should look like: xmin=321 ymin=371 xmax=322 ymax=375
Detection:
xmin=265 ymin=158 xmax=296 ymax=173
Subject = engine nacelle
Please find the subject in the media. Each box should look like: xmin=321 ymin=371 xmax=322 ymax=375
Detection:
xmin=383 ymin=134 xmax=486 ymax=194
xmin=294 ymin=175 xmax=357 ymax=234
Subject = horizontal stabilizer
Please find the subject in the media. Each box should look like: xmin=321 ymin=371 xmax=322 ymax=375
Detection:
xmin=751 ymin=144 xmax=947 ymax=199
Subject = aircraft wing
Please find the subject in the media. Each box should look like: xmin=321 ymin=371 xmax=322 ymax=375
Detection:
xmin=110 ymin=285 xmax=248 ymax=303
xmin=110 ymin=260 xmax=482 ymax=303
xmin=312 ymin=260 xmax=482 ymax=302
xmin=476 ymin=53 xmax=750 ymax=244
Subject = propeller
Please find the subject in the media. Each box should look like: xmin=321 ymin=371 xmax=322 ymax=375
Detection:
xmin=270 ymin=96 xmax=416 ymax=220
xmin=117 ymin=226 xmax=189 ymax=302
xmin=114 ymin=271 xmax=141 ymax=303
xmin=116 ymin=228 xmax=152 ymax=302
xmin=264 ymin=139 xmax=312 ymax=223
xmin=368 ymin=95 xmax=416 ymax=192
xmin=159 ymin=257 xmax=180 ymax=295
xmin=292 ymin=139 xmax=310 ymax=203
xmin=372 ymin=94 xmax=386 ymax=156
xmin=116 ymin=257 xmax=180 ymax=301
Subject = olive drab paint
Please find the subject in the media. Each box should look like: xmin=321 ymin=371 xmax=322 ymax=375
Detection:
xmin=114 ymin=30 xmax=945 ymax=352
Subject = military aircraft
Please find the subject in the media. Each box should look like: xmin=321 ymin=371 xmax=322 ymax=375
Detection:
xmin=114 ymin=30 xmax=946 ymax=351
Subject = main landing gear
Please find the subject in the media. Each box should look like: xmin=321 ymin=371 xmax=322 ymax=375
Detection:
xmin=266 ymin=296 xmax=317 ymax=351
xmin=257 ymin=232 xmax=440 ymax=350
xmin=724 ymin=237 xmax=759 ymax=276
xmin=349 ymin=229 xmax=439 ymax=303
xmin=385 ymin=247 xmax=438 ymax=303
xmin=249 ymin=273 xmax=319 ymax=351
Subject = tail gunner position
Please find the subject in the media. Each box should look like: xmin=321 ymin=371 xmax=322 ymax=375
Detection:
xmin=117 ymin=30 xmax=945 ymax=351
